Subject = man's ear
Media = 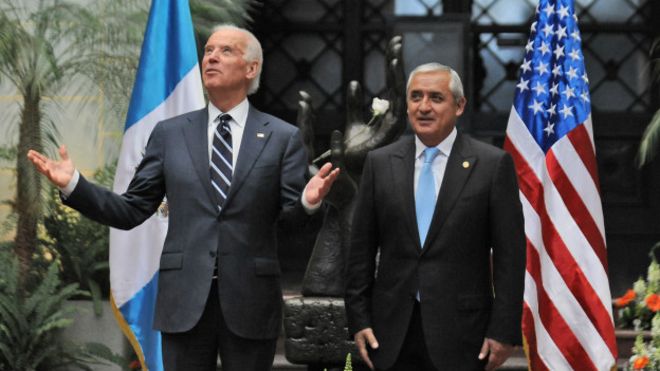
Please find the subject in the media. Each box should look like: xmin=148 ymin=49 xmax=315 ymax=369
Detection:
xmin=456 ymin=97 xmax=467 ymax=116
xmin=246 ymin=61 xmax=259 ymax=79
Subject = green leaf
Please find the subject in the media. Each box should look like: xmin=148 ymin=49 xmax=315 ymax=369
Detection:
xmin=637 ymin=109 xmax=660 ymax=167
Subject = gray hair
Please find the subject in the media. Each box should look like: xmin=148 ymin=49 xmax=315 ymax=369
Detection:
xmin=212 ymin=24 xmax=263 ymax=95
xmin=406 ymin=63 xmax=464 ymax=104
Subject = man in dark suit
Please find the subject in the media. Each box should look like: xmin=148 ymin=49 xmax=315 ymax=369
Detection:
xmin=28 ymin=25 xmax=339 ymax=371
xmin=345 ymin=63 xmax=525 ymax=371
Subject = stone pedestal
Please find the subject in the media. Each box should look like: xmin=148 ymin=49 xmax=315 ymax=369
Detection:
xmin=283 ymin=297 xmax=359 ymax=370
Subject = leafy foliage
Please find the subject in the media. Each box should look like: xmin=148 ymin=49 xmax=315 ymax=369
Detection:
xmin=191 ymin=0 xmax=258 ymax=40
xmin=614 ymin=243 xmax=660 ymax=331
xmin=42 ymin=163 xmax=116 ymax=316
xmin=637 ymin=37 xmax=660 ymax=167
xmin=0 ymin=249 xmax=86 ymax=370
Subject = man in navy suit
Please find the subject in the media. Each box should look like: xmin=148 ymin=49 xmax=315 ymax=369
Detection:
xmin=28 ymin=24 xmax=339 ymax=371
xmin=345 ymin=63 xmax=525 ymax=371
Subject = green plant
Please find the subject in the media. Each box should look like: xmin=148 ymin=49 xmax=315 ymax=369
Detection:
xmin=0 ymin=249 xmax=91 ymax=370
xmin=637 ymin=36 xmax=660 ymax=167
xmin=614 ymin=243 xmax=660 ymax=331
xmin=0 ymin=0 xmax=146 ymax=289
xmin=627 ymin=313 xmax=660 ymax=370
xmin=42 ymin=163 xmax=116 ymax=316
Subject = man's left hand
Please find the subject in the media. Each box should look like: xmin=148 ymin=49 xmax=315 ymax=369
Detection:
xmin=478 ymin=337 xmax=514 ymax=371
xmin=304 ymin=162 xmax=340 ymax=205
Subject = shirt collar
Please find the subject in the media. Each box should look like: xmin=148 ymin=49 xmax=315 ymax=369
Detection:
xmin=415 ymin=127 xmax=457 ymax=160
xmin=208 ymin=98 xmax=249 ymax=128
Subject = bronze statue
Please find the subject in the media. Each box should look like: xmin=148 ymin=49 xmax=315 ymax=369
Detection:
xmin=297 ymin=36 xmax=407 ymax=297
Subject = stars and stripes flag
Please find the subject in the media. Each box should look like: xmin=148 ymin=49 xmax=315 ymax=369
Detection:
xmin=503 ymin=0 xmax=618 ymax=369
xmin=110 ymin=0 xmax=204 ymax=370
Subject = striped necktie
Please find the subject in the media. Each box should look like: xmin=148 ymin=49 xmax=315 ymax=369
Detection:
xmin=416 ymin=147 xmax=440 ymax=246
xmin=210 ymin=114 xmax=233 ymax=211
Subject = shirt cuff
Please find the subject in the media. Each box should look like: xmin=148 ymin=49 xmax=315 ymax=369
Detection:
xmin=301 ymin=184 xmax=322 ymax=214
xmin=60 ymin=170 xmax=80 ymax=197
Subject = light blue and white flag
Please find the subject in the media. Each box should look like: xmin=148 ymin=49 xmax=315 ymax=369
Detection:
xmin=110 ymin=0 xmax=204 ymax=369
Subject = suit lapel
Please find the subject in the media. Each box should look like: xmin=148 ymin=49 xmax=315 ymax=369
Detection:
xmin=421 ymin=133 xmax=476 ymax=255
xmin=389 ymin=137 xmax=421 ymax=251
xmin=181 ymin=109 xmax=218 ymax=206
xmin=223 ymin=105 xmax=272 ymax=208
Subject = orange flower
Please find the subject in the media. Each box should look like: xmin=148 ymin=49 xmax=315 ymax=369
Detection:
xmin=646 ymin=294 xmax=660 ymax=312
xmin=614 ymin=289 xmax=636 ymax=307
xmin=633 ymin=355 xmax=650 ymax=369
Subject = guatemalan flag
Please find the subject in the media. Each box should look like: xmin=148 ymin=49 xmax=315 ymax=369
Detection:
xmin=504 ymin=0 xmax=617 ymax=370
xmin=110 ymin=0 xmax=204 ymax=369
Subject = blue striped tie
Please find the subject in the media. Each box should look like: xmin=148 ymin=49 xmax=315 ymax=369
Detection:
xmin=416 ymin=147 xmax=440 ymax=246
xmin=210 ymin=114 xmax=232 ymax=211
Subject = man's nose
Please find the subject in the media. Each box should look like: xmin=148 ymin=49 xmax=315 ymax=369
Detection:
xmin=419 ymin=97 xmax=432 ymax=111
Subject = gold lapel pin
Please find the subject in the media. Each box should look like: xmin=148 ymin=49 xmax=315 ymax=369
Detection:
xmin=462 ymin=161 xmax=470 ymax=168
xmin=257 ymin=133 xmax=265 ymax=138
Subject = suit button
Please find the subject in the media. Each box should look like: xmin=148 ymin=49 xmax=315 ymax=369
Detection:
xmin=209 ymin=251 xmax=216 ymax=258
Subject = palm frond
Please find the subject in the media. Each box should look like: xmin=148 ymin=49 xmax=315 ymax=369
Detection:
xmin=637 ymin=37 xmax=660 ymax=167
xmin=191 ymin=0 xmax=260 ymax=39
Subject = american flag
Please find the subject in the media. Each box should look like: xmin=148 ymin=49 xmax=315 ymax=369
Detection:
xmin=503 ymin=0 xmax=618 ymax=370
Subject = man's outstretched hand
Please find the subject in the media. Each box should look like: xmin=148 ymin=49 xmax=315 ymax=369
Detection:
xmin=304 ymin=162 xmax=340 ymax=206
xmin=27 ymin=145 xmax=75 ymax=188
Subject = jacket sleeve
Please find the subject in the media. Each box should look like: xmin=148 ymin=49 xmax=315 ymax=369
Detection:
xmin=62 ymin=123 xmax=166 ymax=230
xmin=486 ymin=152 xmax=526 ymax=345
xmin=345 ymin=152 xmax=380 ymax=336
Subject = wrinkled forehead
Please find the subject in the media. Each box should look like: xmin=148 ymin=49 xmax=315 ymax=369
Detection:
xmin=205 ymin=29 xmax=248 ymax=50
xmin=407 ymin=71 xmax=451 ymax=94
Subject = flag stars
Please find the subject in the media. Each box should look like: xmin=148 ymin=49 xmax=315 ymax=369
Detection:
xmin=536 ymin=61 xmax=549 ymax=75
xmin=525 ymin=39 xmax=534 ymax=53
xmin=566 ymin=66 xmax=578 ymax=80
xmin=544 ymin=122 xmax=555 ymax=136
xmin=546 ymin=103 xmax=557 ymax=116
xmin=549 ymin=82 xmax=559 ymax=96
xmin=540 ymin=41 xmax=551 ymax=55
xmin=533 ymin=81 xmax=546 ymax=96
xmin=543 ymin=3 xmax=555 ymax=17
xmin=580 ymin=91 xmax=590 ymax=103
xmin=569 ymin=49 xmax=581 ymax=61
xmin=531 ymin=21 xmax=538 ymax=33
xmin=556 ymin=25 xmax=568 ymax=40
xmin=521 ymin=58 xmax=532 ymax=73
xmin=517 ymin=77 xmax=530 ymax=93
xmin=571 ymin=30 xmax=581 ymax=41
xmin=562 ymin=85 xmax=576 ymax=99
xmin=529 ymin=99 xmax=544 ymax=114
xmin=560 ymin=104 xmax=574 ymax=119
xmin=553 ymin=44 xmax=565 ymax=59
xmin=557 ymin=4 xmax=570 ymax=19
xmin=542 ymin=23 xmax=555 ymax=38
xmin=552 ymin=64 xmax=562 ymax=78
xmin=582 ymin=72 xmax=589 ymax=84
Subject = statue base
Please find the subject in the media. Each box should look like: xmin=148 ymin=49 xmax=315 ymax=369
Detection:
xmin=283 ymin=296 xmax=359 ymax=370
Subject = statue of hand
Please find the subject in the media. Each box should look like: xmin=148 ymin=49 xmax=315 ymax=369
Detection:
xmin=341 ymin=36 xmax=407 ymax=178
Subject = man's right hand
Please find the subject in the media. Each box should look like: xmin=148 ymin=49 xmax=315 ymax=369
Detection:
xmin=354 ymin=327 xmax=379 ymax=370
xmin=27 ymin=145 xmax=75 ymax=188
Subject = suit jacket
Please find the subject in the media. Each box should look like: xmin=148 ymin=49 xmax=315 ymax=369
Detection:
xmin=345 ymin=133 xmax=526 ymax=370
xmin=64 ymin=105 xmax=308 ymax=339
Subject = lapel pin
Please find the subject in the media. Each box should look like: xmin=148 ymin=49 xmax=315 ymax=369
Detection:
xmin=462 ymin=161 xmax=470 ymax=169
xmin=257 ymin=132 xmax=265 ymax=138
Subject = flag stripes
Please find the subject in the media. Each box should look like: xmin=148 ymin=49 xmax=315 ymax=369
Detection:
xmin=506 ymin=72 xmax=617 ymax=369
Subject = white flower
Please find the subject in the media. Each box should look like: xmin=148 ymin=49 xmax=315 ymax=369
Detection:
xmin=371 ymin=97 xmax=390 ymax=116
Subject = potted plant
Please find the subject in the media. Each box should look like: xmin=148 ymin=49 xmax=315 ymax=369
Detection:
xmin=0 ymin=246 xmax=123 ymax=370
